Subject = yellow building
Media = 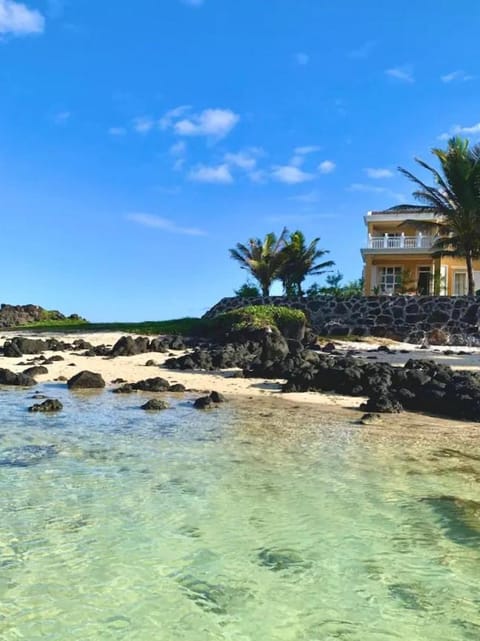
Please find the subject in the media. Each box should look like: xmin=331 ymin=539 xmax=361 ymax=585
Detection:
xmin=361 ymin=206 xmax=480 ymax=296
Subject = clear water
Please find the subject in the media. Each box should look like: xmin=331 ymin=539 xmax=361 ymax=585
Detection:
xmin=1 ymin=385 xmax=480 ymax=640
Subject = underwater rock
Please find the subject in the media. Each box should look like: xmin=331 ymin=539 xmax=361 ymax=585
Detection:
xmin=0 ymin=444 xmax=57 ymax=467
xmin=421 ymin=495 xmax=480 ymax=547
xmin=28 ymin=399 xmax=63 ymax=413
xmin=358 ymin=412 xmax=383 ymax=425
xmin=193 ymin=396 xmax=215 ymax=410
xmin=257 ymin=547 xmax=311 ymax=572
xmin=140 ymin=399 xmax=169 ymax=411
xmin=210 ymin=390 xmax=226 ymax=403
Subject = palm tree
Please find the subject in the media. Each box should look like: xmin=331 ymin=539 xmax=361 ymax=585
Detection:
xmin=229 ymin=229 xmax=288 ymax=297
xmin=398 ymin=137 xmax=480 ymax=295
xmin=279 ymin=230 xmax=335 ymax=296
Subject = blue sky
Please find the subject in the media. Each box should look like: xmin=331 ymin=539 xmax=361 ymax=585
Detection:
xmin=1 ymin=0 xmax=479 ymax=320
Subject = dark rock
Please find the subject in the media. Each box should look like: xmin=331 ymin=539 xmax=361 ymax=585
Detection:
xmin=358 ymin=412 xmax=383 ymax=425
xmin=193 ymin=395 xmax=215 ymax=409
xmin=111 ymin=335 xmax=150 ymax=357
xmin=23 ymin=365 xmax=48 ymax=377
xmin=360 ymin=395 xmax=403 ymax=413
xmin=0 ymin=368 xmax=36 ymax=387
xmin=112 ymin=384 xmax=134 ymax=394
xmin=210 ymin=391 xmax=226 ymax=403
xmin=321 ymin=342 xmax=337 ymax=353
xmin=149 ymin=338 xmax=168 ymax=353
xmin=67 ymin=370 xmax=105 ymax=389
xmin=145 ymin=359 xmax=158 ymax=366
xmin=28 ymin=398 xmax=63 ymax=412
xmin=43 ymin=355 xmax=64 ymax=363
xmin=131 ymin=377 xmax=170 ymax=392
xmin=3 ymin=341 xmax=23 ymax=357
xmin=169 ymin=383 xmax=186 ymax=393
xmin=141 ymin=399 xmax=169 ymax=410
xmin=112 ymin=378 xmax=127 ymax=384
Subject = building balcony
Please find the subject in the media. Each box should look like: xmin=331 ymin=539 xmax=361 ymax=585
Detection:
xmin=362 ymin=233 xmax=435 ymax=255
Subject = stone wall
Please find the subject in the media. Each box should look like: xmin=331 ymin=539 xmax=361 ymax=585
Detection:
xmin=203 ymin=295 xmax=480 ymax=345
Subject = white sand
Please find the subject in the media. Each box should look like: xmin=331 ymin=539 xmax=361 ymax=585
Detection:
xmin=1 ymin=331 xmax=480 ymax=411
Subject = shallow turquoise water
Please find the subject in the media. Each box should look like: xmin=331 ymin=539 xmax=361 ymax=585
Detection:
xmin=1 ymin=385 xmax=480 ymax=640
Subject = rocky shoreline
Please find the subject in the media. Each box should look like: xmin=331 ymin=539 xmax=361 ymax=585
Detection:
xmin=1 ymin=327 xmax=480 ymax=425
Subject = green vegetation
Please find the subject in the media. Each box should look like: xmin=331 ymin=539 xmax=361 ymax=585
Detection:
xmin=307 ymin=272 xmax=364 ymax=297
xmin=12 ymin=306 xmax=307 ymax=339
xmin=230 ymin=228 xmax=334 ymax=297
xmin=278 ymin=230 xmax=334 ymax=296
xmin=207 ymin=305 xmax=306 ymax=337
xmin=234 ymin=281 xmax=261 ymax=298
xmin=229 ymin=229 xmax=289 ymax=297
xmin=12 ymin=317 xmax=204 ymax=335
xmin=398 ymin=136 xmax=480 ymax=296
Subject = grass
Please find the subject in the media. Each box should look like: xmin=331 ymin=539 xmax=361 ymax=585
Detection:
xmin=9 ymin=317 xmax=204 ymax=335
xmin=207 ymin=305 xmax=307 ymax=336
xmin=10 ymin=306 xmax=308 ymax=338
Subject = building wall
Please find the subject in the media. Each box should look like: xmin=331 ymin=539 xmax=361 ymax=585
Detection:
xmin=203 ymin=295 xmax=480 ymax=344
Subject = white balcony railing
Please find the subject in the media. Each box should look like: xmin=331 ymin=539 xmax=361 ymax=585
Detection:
xmin=367 ymin=233 xmax=434 ymax=250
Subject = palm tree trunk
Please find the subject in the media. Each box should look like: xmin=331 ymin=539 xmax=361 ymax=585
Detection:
xmin=261 ymin=284 xmax=270 ymax=297
xmin=466 ymin=251 xmax=475 ymax=296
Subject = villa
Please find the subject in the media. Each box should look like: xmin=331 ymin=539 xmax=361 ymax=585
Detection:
xmin=361 ymin=205 xmax=480 ymax=296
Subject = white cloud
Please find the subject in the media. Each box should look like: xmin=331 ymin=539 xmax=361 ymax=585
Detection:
xmin=290 ymin=145 xmax=321 ymax=167
xmin=0 ymin=0 xmax=44 ymax=35
xmin=224 ymin=150 xmax=257 ymax=170
xmin=294 ymin=145 xmax=321 ymax=155
xmin=53 ymin=111 xmax=70 ymax=124
xmin=439 ymin=122 xmax=480 ymax=140
xmin=170 ymin=140 xmax=187 ymax=156
xmin=441 ymin=70 xmax=473 ymax=83
xmin=158 ymin=105 xmax=191 ymax=130
xmin=365 ymin=167 xmax=394 ymax=179
xmin=318 ymin=160 xmax=336 ymax=174
xmin=223 ymin=149 xmax=264 ymax=182
xmin=174 ymin=108 xmax=239 ymax=139
xmin=188 ymin=163 xmax=233 ymax=184
xmin=248 ymin=169 xmax=267 ymax=183
xmin=294 ymin=52 xmax=309 ymax=65
xmin=289 ymin=190 xmax=321 ymax=203
xmin=348 ymin=40 xmax=375 ymax=59
xmin=348 ymin=183 xmax=405 ymax=202
xmin=127 ymin=213 xmax=206 ymax=236
xmin=108 ymin=126 xmax=126 ymax=136
xmin=385 ymin=66 xmax=414 ymax=83
xmin=271 ymin=165 xmax=314 ymax=184
xmin=170 ymin=140 xmax=187 ymax=170
xmin=133 ymin=116 xmax=155 ymax=134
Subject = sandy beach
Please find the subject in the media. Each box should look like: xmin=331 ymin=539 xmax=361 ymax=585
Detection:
xmin=2 ymin=330 xmax=480 ymax=413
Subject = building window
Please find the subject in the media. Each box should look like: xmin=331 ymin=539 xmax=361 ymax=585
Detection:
xmin=379 ymin=266 xmax=402 ymax=293
xmin=454 ymin=272 xmax=467 ymax=296
xmin=417 ymin=266 xmax=432 ymax=295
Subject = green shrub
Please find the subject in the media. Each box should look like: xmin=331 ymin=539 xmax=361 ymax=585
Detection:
xmin=206 ymin=305 xmax=307 ymax=338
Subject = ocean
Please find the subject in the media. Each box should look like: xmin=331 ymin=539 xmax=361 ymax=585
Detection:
xmin=0 ymin=384 xmax=479 ymax=640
